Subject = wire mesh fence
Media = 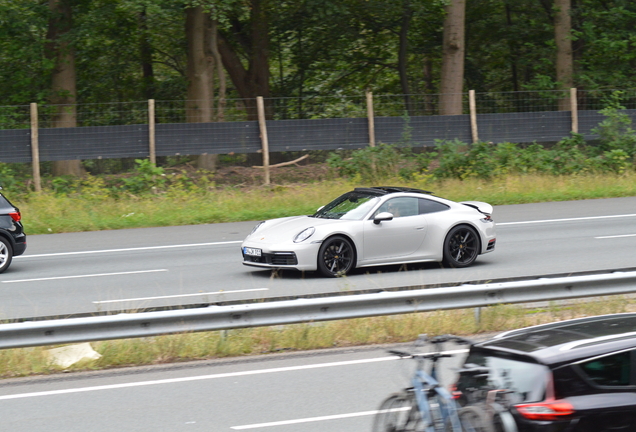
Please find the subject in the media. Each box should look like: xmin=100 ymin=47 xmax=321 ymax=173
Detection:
xmin=2 ymin=88 xmax=636 ymax=165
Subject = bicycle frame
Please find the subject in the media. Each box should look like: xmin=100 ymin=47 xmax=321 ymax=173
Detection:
xmin=411 ymin=368 xmax=464 ymax=432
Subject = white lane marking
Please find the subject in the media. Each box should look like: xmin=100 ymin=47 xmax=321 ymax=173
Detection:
xmin=92 ymin=288 xmax=270 ymax=304
xmin=15 ymin=241 xmax=243 ymax=259
xmin=595 ymin=234 xmax=636 ymax=239
xmin=498 ymin=213 xmax=636 ymax=226
xmin=0 ymin=349 xmax=468 ymax=401
xmin=231 ymin=409 xmax=409 ymax=430
xmin=1 ymin=269 xmax=168 ymax=284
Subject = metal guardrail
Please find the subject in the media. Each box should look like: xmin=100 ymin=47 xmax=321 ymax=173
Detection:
xmin=2 ymin=270 xmax=636 ymax=349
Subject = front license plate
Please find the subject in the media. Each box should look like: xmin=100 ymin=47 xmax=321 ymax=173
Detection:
xmin=243 ymin=247 xmax=262 ymax=257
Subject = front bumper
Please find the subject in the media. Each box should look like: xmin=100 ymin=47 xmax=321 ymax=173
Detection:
xmin=241 ymin=241 xmax=322 ymax=272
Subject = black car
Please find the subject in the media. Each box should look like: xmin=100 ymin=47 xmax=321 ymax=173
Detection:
xmin=0 ymin=191 xmax=26 ymax=273
xmin=454 ymin=313 xmax=636 ymax=431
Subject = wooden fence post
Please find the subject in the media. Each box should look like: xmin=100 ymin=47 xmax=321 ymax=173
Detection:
xmin=366 ymin=91 xmax=376 ymax=147
xmin=256 ymin=96 xmax=270 ymax=185
xmin=148 ymin=99 xmax=156 ymax=165
xmin=30 ymin=103 xmax=42 ymax=192
xmin=570 ymin=88 xmax=578 ymax=134
xmin=469 ymin=89 xmax=479 ymax=143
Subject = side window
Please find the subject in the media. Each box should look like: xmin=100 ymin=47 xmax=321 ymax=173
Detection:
xmin=418 ymin=198 xmax=450 ymax=215
xmin=375 ymin=197 xmax=419 ymax=218
xmin=577 ymin=351 xmax=631 ymax=386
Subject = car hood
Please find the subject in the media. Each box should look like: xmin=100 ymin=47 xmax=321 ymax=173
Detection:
xmin=244 ymin=215 xmax=347 ymax=244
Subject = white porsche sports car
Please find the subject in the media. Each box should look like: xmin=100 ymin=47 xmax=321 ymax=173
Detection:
xmin=241 ymin=186 xmax=496 ymax=277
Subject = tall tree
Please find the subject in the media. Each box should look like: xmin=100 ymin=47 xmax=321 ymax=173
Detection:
xmin=439 ymin=0 xmax=465 ymax=115
xmin=217 ymin=0 xmax=271 ymax=120
xmin=185 ymin=5 xmax=217 ymax=170
xmin=554 ymin=0 xmax=573 ymax=110
xmin=47 ymin=0 xmax=82 ymax=176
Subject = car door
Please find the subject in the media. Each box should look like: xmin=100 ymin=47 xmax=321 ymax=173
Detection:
xmin=563 ymin=349 xmax=636 ymax=431
xmin=361 ymin=197 xmax=427 ymax=262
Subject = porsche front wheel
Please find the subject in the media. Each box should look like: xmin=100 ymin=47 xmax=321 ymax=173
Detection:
xmin=317 ymin=236 xmax=355 ymax=277
xmin=443 ymin=225 xmax=480 ymax=268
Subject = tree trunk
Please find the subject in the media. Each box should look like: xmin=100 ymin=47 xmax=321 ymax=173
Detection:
xmin=217 ymin=0 xmax=271 ymax=121
xmin=139 ymin=7 xmax=155 ymax=99
xmin=185 ymin=6 xmax=217 ymax=172
xmin=399 ymin=0 xmax=413 ymax=115
xmin=439 ymin=0 xmax=466 ymax=116
xmin=47 ymin=0 xmax=82 ymax=177
xmin=555 ymin=0 xmax=573 ymax=111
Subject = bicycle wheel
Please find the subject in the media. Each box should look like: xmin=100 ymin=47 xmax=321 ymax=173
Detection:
xmin=372 ymin=392 xmax=414 ymax=432
xmin=492 ymin=411 xmax=518 ymax=432
xmin=456 ymin=405 xmax=492 ymax=432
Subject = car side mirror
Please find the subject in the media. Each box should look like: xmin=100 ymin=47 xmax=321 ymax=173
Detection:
xmin=373 ymin=212 xmax=394 ymax=225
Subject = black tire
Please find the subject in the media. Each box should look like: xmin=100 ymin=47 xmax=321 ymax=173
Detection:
xmin=442 ymin=225 xmax=480 ymax=268
xmin=372 ymin=392 xmax=414 ymax=432
xmin=317 ymin=235 xmax=355 ymax=277
xmin=0 ymin=236 xmax=13 ymax=274
xmin=457 ymin=405 xmax=491 ymax=432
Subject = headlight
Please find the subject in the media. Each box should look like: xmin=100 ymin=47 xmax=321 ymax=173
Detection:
xmin=250 ymin=221 xmax=265 ymax=235
xmin=294 ymin=227 xmax=315 ymax=243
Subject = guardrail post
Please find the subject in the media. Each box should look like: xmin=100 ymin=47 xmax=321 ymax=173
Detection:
xmin=30 ymin=103 xmax=42 ymax=192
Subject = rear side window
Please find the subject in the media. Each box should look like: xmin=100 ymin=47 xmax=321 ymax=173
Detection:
xmin=577 ymin=351 xmax=632 ymax=387
xmin=418 ymin=198 xmax=449 ymax=215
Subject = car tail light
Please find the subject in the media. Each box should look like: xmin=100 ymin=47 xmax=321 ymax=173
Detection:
xmin=515 ymin=399 xmax=575 ymax=421
xmin=449 ymin=384 xmax=462 ymax=400
xmin=9 ymin=211 xmax=20 ymax=222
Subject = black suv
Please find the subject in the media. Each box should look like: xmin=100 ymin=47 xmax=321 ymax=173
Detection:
xmin=454 ymin=313 xmax=636 ymax=431
xmin=0 ymin=191 xmax=26 ymax=273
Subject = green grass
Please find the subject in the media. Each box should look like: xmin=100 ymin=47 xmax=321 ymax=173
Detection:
xmin=20 ymin=172 xmax=636 ymax=234
xmin=1 ymin=296 xmax=632 ymax=378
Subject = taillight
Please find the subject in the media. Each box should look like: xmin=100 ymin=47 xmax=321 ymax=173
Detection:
xmin=515 ymin=399 xmax=574 ymax=421
xmin=449 ymin=384 xmax=462 ymax=400
xmin=9 ymin=211 xmax=20 ymax=222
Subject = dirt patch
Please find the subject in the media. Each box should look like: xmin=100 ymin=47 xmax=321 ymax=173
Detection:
xmin=211 ymin=163 xmax=332 ymax=187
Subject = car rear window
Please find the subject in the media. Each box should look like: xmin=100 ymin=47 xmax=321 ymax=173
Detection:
xmin=459 ymin=352 xmax=550 ymax=403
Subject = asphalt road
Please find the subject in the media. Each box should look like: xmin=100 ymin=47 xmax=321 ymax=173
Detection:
xmin=1 ymin=196 xmax=636 ymax=320
xmin=0 ymin=342 xmax=470 ymax=432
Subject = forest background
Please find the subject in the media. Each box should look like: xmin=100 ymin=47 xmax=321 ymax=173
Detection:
xmin=3 ymin=0 xmax=636 ymax=235
xmin=4 ymin=0 xmax=633 ymax=163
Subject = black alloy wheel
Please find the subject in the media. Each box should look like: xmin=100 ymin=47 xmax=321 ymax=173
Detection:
xmin=317 ymin=235 xmax=355 ymax=277
xmin=443 ymin=225 xmax=480 ymax=268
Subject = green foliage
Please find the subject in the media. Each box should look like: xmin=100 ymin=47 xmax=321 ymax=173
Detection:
xmin=121 ymin=159 xmax=168 ymax=194
xmin=592 ymin=91 xmax=636 ymax=156
xmin=327 ymin=143 xmax=435 ymax=182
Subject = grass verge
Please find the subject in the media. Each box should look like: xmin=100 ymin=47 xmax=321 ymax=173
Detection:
xmin=20 ymin=172 xmax=636 ymax=234
xmin=1 ymin=295 xmax=632 ymax=379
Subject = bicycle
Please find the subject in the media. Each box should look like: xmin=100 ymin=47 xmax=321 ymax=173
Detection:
xmin=372 ymin=334 xmax=474 ymax=432
xmin=453 ymin=364 xmax=519 ymax=432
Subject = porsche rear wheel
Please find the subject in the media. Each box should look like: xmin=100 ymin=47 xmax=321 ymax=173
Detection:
xmin=318 ymin=236 xmax=355 ymax=277
xmin=443 ymin=225 xmax=480 ymax=268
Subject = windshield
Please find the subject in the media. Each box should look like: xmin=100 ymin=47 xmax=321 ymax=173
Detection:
xmin=312 ymin=192 xmax=380 ymax=220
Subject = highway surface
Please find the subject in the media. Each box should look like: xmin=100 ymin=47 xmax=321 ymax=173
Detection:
xmin=0 ymin=342 xmax=470 ymax=432
xmin=1 ymin=196 xmax=636 ymax=320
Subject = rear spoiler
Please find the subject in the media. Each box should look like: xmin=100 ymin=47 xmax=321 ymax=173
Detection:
xmin=460 ymin=201 xmax=493 ymax=216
